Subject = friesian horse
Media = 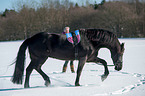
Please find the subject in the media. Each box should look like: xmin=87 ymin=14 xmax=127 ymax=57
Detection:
xmin=11 ymin=28 xmax=124 ymax=88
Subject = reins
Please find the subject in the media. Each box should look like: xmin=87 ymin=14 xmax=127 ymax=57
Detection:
xmin=96 ymin=63 xmax=115 ymax=67
xmin=71 ymin=32 xmax=79 ymax=60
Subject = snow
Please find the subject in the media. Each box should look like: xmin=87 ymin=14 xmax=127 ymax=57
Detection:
xmin=0 ymin=38 xmax=145 ymax=96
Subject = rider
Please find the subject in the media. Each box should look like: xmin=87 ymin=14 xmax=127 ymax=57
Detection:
xmin=63 ymin=27 xmax=74 ymax=44
xmin=64 ymin=27 xmax=70 ymax=33
xmin=63 ymin=27 xmax=80 ymax=44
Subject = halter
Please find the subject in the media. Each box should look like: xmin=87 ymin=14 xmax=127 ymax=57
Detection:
xmin=112 ymin=51 xmax=124 ymax=67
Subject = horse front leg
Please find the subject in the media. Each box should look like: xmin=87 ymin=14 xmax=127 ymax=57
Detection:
xmin=87 ymin=56 xmax=109 ymax=82
xmin=97 ymin=57 xmax=109 ymax=81
xmin=75 ymin=56 xmax=87 ymax=86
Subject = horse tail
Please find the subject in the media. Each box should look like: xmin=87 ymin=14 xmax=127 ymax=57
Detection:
xmin=11 ymin=38 xmax=30 ymax=84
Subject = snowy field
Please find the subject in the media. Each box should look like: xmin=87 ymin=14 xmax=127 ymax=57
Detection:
xmin=0 ymin=38 xmax=145 ymax=96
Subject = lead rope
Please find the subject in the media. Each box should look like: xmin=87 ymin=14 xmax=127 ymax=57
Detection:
xmin=72 ymin=32 xmax=78 ymax=60
xmin=74 ymin=45 xmax=78 ymax=60
xmin=96 ymin=63 xmax=115 ymax=66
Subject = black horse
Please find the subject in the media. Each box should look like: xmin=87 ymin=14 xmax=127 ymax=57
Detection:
xmin=11 ymin=29 xmax=124 ymax=88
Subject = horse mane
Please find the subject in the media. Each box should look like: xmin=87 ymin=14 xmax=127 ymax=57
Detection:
xmin=79 ymin=28 xmax=118 ymax=44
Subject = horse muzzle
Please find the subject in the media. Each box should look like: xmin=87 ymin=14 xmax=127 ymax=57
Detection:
xmin=114 ymin=61 xmax=122 ymax=71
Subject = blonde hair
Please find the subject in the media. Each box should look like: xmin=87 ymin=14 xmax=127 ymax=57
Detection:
xmin=64 ymin=27 xmax=70 ymax=33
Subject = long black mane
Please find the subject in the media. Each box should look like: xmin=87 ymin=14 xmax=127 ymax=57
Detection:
xmin=80 ymin=29 xmax=117 ymax=43
xmin=79 ymin=28 xmax=119 ymax=50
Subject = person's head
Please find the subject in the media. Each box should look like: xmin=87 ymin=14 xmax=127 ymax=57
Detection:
xmin=64 ymin=27 xmax=70 ymax=33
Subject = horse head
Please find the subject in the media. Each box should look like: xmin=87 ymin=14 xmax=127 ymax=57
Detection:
xmin=80 ymin=28 xmax=125 ymax=71
xmin=111 ymin=43 xmax=125 ymax=71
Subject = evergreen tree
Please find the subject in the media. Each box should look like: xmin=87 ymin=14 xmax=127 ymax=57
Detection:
xmin=75 ymin=3 xmax=79 ymax=7
xmin=1 ymin=9 xmax=9 ymax=17
xmin=94 ymin=1 xmax=98 ymax=10
xmin=100 ymin=0 xmax=106 ymax=5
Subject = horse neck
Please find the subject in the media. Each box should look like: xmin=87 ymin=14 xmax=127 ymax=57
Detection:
xmin=104 ymin=39 xmax=121 ymax=56
xmin=94 ymin=38 xmax=121 ymax=54
xmin=80 ymin=28 xmax=121 ymax=53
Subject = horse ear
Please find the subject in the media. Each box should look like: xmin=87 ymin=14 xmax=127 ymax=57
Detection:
xmin=121 ymin=43 xmax=125 ymax=52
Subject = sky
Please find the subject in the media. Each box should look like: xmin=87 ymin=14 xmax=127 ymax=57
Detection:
xmin=0 ymin=0 xmax=15 ymax=12
xmin=0 ymin=0 xmax=105 ymax=12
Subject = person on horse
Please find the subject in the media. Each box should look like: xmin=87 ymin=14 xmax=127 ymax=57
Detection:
xmin=63 ymin=27 xmax=81 ymax=44
xmin=62 ymin=27 xmax=82 ymax=73
xmin=63 ymin=27 xmax=74 ymax=44
xmin=62 ymin=27 xmax=75 ymax=73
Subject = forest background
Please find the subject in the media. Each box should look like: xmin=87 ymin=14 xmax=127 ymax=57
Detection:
xmin=0 ymin=0 xmax=145 ymax=41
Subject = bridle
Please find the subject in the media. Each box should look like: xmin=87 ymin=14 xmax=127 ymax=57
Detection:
xmin=112 ymin=51 xmax=124 ymax=67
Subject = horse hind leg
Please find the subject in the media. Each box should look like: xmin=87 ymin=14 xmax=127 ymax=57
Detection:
xmin=35 ymin=65 xmax=51 ymax=87
xmin=25 ymin=57 xmax=50 ymax=88
xmin=24 ymin=61 xmax=34 ymax=88
xmin=34 ymin=58 xmax=51 ymax=87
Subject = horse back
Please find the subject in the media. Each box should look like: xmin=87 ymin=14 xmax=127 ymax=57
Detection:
xmin=26 ymin=32 xmax=61 ymax=57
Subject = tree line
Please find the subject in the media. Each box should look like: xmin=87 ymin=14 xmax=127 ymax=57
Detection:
xmin=0 ymin=0 xmax=145 ymax=41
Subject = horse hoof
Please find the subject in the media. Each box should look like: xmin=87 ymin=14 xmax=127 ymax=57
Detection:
xmin=71 ymin=71 xmax=75 ymax=73
xmin=62 ymin=71 xmax=66 ymax=73
xmin=24 ymin=85 xmax=30 ymax=88
xmin=45 ymin=80 xmax=50 ymax=87
xmin=101 ymin=75 xmax=108 ymax=82
xmin=75 ymin=83 xmax=80 ymax=86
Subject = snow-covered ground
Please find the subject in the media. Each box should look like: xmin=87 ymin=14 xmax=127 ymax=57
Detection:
xmin=0 ymin=38 xmax=145 ymax=96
